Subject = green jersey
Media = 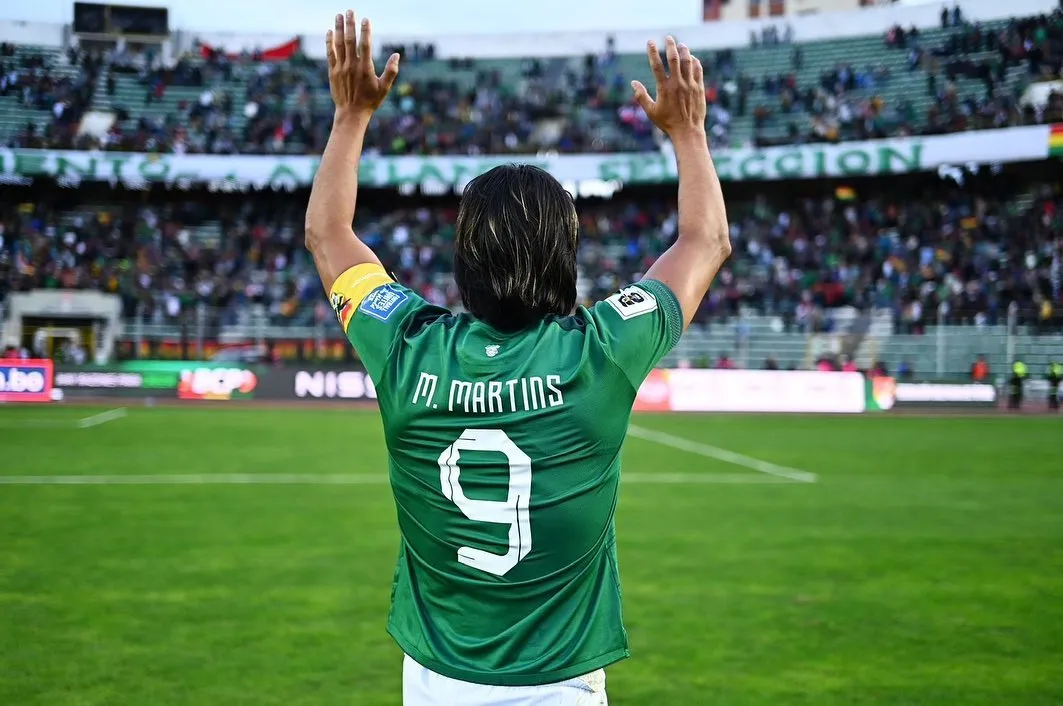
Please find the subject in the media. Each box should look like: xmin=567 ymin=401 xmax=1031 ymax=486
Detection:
xmin=329 ymin=264 xmax=682 ymax=687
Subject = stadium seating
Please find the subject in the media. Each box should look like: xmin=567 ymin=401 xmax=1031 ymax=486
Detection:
xmin=2 ymin=14 xmax=1058 ymax=152
xmin=0 ymin=45 xmax=85 ymax=143
xmin=2 ymin=11 xmax=1061 ymax=379
xmin=4 ymin=173 xmax=1060 ymax=332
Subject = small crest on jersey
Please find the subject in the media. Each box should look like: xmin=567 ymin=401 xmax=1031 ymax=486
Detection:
xmin=485 ymin=344 xmax=501 ymax=358
xmin=330 ymin=291 xmax=355 ymax=330
xmin=606 ymin=285 xmax=658 ymax=320
xmin=359 ymin=284 xmax=409 ymax=322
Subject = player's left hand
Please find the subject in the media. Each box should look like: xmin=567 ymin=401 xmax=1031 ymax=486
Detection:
xmin=326 ymin=9 xmax=400 ymax=119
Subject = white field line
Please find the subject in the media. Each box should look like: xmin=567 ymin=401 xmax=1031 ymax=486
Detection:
xmin=77 ymin=408 xmax=128 ymax=428
xmin=0 ymin=472 xmax=800 ymax=486
xmin=627 ymin=424 xmax=818 ymax=484
xmin=624 ymin=473 xmax=800 ymax=484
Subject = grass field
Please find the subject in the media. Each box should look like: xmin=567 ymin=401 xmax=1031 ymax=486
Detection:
xmin=1 ymin=404 xmax=1061 ymax=706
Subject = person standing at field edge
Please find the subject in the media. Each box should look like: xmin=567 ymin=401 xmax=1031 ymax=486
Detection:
xmin=1008 ymin=360 xmax=1028 ymax=411
xmin=303 ymin=10 xmax=731 ymax=706
xmin=1047 ymin=361 xmax=1063 ymax=411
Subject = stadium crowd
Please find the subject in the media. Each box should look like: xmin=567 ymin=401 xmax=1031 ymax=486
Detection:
xmin=2 ymin=9 xmax=1063 ymax=155
xmin=882 ymin=9 xmax=1063 ymax=136
xmin=0 ymin=43 xmax=104 ymax=149
xmin=2 ymin=178 xmax=1060 ymax=332
xmin=2 ymin=10 xmax=1061 ymax=346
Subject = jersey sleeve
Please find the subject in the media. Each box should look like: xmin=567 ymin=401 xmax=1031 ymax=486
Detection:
xmin=328 ymin=264 xmax=433 ymax=381
xmin=584 ymin=279 xmax=684 ymax=388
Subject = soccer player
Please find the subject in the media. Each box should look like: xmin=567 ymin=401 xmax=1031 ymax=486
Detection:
xmin=305 ymin=10 xmax=731 ymax=705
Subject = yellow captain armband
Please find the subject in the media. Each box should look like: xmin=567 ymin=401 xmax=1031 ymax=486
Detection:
xmin=329 ymin=264 xmax=394 ymax=333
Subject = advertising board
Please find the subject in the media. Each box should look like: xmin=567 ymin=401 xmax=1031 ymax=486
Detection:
xmin=54 ymin=361 xmax=261 ymax=400
xmin=52 ymin=365 xmax=879 ymax=413
xmin=0 ymin=358 xmax=54 ymax=403
xmin=895 ymin=382 xmax=997 ymax=406
xmin=634 ymin=369 xmax=867 ymax=414
xmin=254 ymin=369 xmax=378 ymax=401
xmin=864 ymin=379 xmax=998 ymax=410
xmin=53 ymin=364 xmax=1000 ymax=412
xmin=176 ymin=367 xmax=258 ymax=401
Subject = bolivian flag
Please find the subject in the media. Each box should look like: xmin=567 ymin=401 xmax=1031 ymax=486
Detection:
xmin=1050 ymin=125 xmax=1063 ymax=156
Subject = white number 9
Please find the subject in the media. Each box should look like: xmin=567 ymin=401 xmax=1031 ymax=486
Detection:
xmin=438 ymin=429 xmax=532 ymax=577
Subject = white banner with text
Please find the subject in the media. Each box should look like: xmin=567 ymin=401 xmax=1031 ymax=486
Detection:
xmin=0 ymin=124 xmax=1058 ymax=190
xmin=634 ymin=369 xmax=867 ymax=414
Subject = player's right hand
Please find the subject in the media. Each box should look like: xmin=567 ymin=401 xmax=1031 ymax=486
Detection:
xmin=326 ymin=9 xmax=400 ymax=119
xmin=631 ymin=36 xmax=707 ymax=138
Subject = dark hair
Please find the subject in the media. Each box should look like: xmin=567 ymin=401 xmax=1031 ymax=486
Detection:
xmin=453 ymin=164 xmax=578 ymax=332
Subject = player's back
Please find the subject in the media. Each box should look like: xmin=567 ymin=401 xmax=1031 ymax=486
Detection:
xmin=384 ymin=306 xmax=633 ymax=687
xmin=330 ymin=267 xmax=682 ymax=687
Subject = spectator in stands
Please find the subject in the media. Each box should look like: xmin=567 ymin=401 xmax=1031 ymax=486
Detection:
xmin=1037 ymin=296 xmax=1055 ymax=333
xmin=816 ymin=356 xmax=838 ymax=372
xmin=970 ymin=354 xmax=990 ymax=381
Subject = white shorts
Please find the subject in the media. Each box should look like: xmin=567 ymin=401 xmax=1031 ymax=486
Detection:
xmin=402 ymin=654 xmax=608 ymax=706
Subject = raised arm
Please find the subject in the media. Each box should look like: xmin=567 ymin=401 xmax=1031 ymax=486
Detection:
xmin=633 ymin=37 xmax=731 ymax=329
xmin=305 ymin=9 xmax=400 ymax=292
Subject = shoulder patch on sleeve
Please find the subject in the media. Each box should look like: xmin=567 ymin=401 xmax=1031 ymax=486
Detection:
xmin=359 ymin=284 xmax=410 ymax=322
xmin=605 ymin=285 xmax=658 ymax=320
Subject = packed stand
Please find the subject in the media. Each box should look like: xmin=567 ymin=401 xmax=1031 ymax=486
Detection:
xmin=4 ymin=42 xmax=655 ymax=156
xmin=577 ymin=184 xmax=1063 ymax=330
xmin=883 ymin=9 xmax=1063 ymax=133
xmin=3 ymin=9 xmax=1062 ymax=155
xmin=3 ymin=177 xmax=1061 ymax=331
xmin=749 ymin=56 xmax=899 ymax=146
xmin=0 ymin=43 xmax=105 ymax=149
